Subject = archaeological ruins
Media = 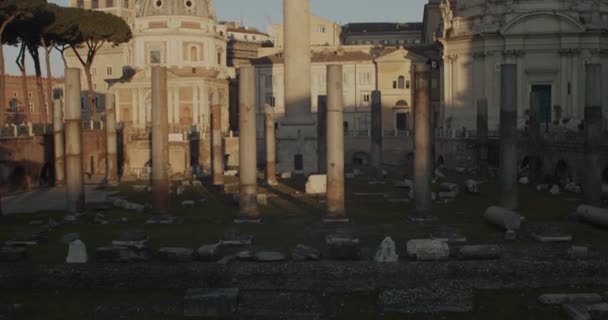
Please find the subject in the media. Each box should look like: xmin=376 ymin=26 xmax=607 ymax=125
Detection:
xmin=1 ymin=0 xmax=608 ymax=318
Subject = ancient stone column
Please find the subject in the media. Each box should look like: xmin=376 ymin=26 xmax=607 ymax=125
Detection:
xmin=151 ymin=66 xmax=170 ymax=214
xmin=583 ymin=64 xmax=602 ymax=206
xmin=371 ymin=90 xmax=383 ymax=171
xmin=105 ymin=92 xmax=118 ymax=187
xmin=413 ymin=66 xmax=432 ymax=215
xmin=477 ymin=98 xmax=488 ymax=179
xmin=499 ymin=64 xmax=518 ymax=210
xmin=53 ymin=98 xmax=65 ymax=186
xmin=211 ymin=90 xmax=224 ymax=186
xmin=264 ymin=104 xmax=277 ymax=185
xmin=284 ymin=0 xmax=311 ymax=118
xmin=317 ymin=95 xmax=327 ymax=173
xmin=237 ymin=65 xmax=259 ymax=221
xmin=64 ymin=68 xmax=85 ymax=213
xmin=325 ymin=65 xmax=346 ymax=220
xmin=528 ymin=91 xmax=542 ymax=182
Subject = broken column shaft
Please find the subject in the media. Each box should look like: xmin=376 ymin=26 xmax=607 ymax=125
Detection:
xmin=264 ymin=105 xmax=277 ymax=185
xmin=283 ymin=0 xmax=311 ymax=118
xmin=528 ymin=91 xmax=542 ymax=182
xmin=64 ymin=68 xmax=85 ymax=213
xmin=211 ymin=90 xmax=224 ymax=186
xmin=53 ymin=98 xmax=65 ymax=186
xmin=476 ymin=98 xmax=488 ymax=179
xmin=326 ymin=64 xmax=345 ymax=219
xmin=371 ymin=90 xmax=383 ymax=171
xmin=499 ymin=64 xmax=518 ymax=210
xmin=238 ymin=66 xmax=259 ymax=220
xmin=584 ymin=64 xmax=602 ymax=206
xmin=105 ymin=92 xmax=118 ymax=186
xmin=414 ymin=66 xmax=432 ymax=215
xmin=151 ymin=66 xmax=170 ymax=214
xmin=317 ymin=95 xmax=327 ymax=173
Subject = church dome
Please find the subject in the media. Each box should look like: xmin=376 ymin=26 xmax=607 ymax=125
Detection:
xmin=136 ymin=0 xmax=217 ymax=20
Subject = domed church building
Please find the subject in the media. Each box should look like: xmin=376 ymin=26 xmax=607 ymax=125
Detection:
xmin=111 ymin=0 xmax=230 ymax=131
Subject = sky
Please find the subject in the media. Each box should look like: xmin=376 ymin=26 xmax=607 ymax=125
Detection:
xmin=4 ymin=0 xmax=427 ymax=76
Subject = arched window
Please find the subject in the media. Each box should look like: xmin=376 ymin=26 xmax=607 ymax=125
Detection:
xmin=397 ymin=76 xmax=405 ymax=89
xmin=190 ymin=46 xmax=198 ymax=61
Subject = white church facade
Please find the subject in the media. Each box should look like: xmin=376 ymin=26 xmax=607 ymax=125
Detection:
xmin=438 ymin=0 xmax=608 ymax=133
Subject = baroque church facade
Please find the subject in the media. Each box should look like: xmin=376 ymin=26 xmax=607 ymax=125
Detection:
xmin=436 ymin=0 xmax=608 ymax=133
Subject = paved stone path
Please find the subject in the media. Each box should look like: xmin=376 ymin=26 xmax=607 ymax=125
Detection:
xmin=1 ymin=179 xmax=109 ymax=214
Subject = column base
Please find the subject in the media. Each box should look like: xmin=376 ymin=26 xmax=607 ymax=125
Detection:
xmin=234 ymin=218 xmax=262 ymax=224
xmin=146 ymin=214 xmax=177 ymax=225
xmin=407 ymin=213 xmax=437 ymax=223
xmin=323 ymin=217 xmax=350 ymax=224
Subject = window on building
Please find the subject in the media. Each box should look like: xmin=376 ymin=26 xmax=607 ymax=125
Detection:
xmin=150 ymin=50 xmax=162 ymax=64
xmin=123 ymin=0 xmax=129 ymax=8
xmin=10 ymin=99 xmax=18 ymax=112
xmin=190 ymin=46 xmax=198 ymax=61
xmin=406 ymin=80 xmax=411 ymax=89
xmin=107 ymin=0 xmax=114 ymax=6
xmin=359 ymin=72 xmax=371 ymax=85
xmin=393 ymin=81 xmax=397 ymax=89
xmin=28 ymin=92 xmax=33 ymax=98
xmin=398 ymin=76 xmax=405 ymax=89
xmin=244 ymin=35 xmax=248 ymax=40
xmin=343 ymin=121 xmax=349 ymax=135
xmin=92 ymin=0 xmax=99 ymax=8
xmin=318 ymin=25 xmax=327 ymax=33
xmin=106 ymin=66 xmax=113 ymax=76
xmin=13 ymin=92 xmax=17 ymax=97
xmin=217 ymin=51 xmax=222 ymax=65
xmin=77 ymin=0 xmax=84 ymax=8
xmin=29 ymin=103 xmax=34 ymax=113
xmin=396 ymin=113 xmax=408 ymax=130
xmin=363 ymin=94 xmax=370 ymax=103
xmin=265 ymin=94 xmax=275 ymax=107
xmin=294 ymin=154 xmax=303 ymax=171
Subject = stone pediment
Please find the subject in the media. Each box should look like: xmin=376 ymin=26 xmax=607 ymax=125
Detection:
xmin=376 ymin=48 xmax=427 ymax=63
xmin=501 ymin=12 xmax=586 ymax=35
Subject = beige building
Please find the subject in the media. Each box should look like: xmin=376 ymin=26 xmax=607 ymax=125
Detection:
xmin=438 ymin=0 xmax=608 ymax=133
xmin=253 ymin=49 xmax=375 ymax=134
xmin=271 ymin=14 xmax=341 ymax=48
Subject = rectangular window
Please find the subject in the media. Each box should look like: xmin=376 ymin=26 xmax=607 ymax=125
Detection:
xmin=92 ymin=0 xmax=99 ymax=8
xmin=265 ymin=93 xmax=275 ymax=107
xmin=13 ymin=92 xmax=17 ymax=97
xmin=294 ymin=154 xmax=303 ymax=171
xmin=29 ymin=103 xmax=34 ymax=113
xmin=396 ymin=113 xmax=408 ymax=130
xmin=107 ymin=0 xmax=114 ymax=7
xmin=363 ymin=94 xmax=370 ymax=103
xmin=318 ymin=25 xmax=327 ymax=33
xmin=393 ymin=81 xmax=397 ymax=89
xmin=406 ymin=80 xmax=411 ymax=89
xmin=150 ymin=50 xmax=162 ymax=64
xmin=123 ymin=0 xmax=129 ymax=8
xmin=359 ymin=72 xmax=371 ymax=85
xmin=107 ymin=66 xmax=113 ymax=76
xmin=77 ymin=0 xmax=84 ymax=8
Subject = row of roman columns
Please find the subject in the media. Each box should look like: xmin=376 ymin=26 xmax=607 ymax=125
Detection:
xmin=55 ymin=68 xmax=121 ymax=213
